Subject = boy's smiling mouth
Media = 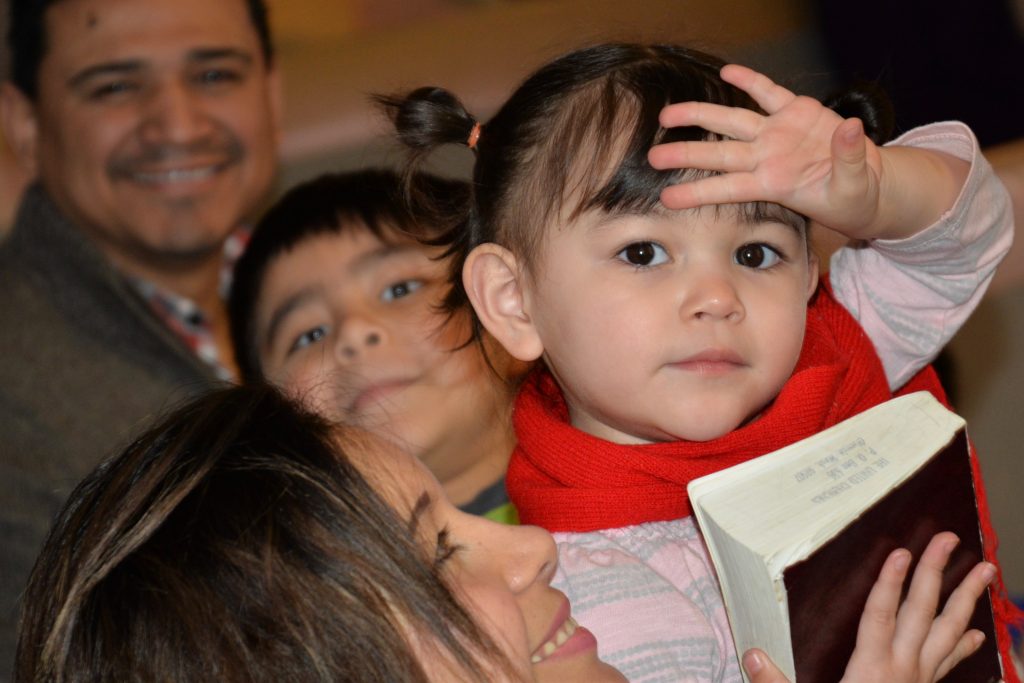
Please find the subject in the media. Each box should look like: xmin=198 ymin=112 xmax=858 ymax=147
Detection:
xmin=346 ymin=378 xmax=417 ymax=415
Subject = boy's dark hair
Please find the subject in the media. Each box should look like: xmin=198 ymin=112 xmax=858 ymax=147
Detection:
xmin=7 ymin=0 xmax=274 ymax=99
xmin=16 ymin=384 xmax=509 ymax=682
xmin=379 ymin=43 xmax=893 ymax=337
xmin=228 ymin=168 xmax=469 ymax=382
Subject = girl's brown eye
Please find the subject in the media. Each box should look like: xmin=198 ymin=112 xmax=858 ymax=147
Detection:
xmin=734 ymin=243 xmax=782 ymax=269
xmin=617 ymin=241 xmax=668 ymax=267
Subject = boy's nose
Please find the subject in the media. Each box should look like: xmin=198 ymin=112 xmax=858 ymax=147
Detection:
xmin=337 ymin=317 xmax=387 ymax=360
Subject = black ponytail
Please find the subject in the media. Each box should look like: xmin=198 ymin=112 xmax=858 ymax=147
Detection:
xmin=377 ymin=87 xmax=479 ymax=162
xmin=824 ymin=80 xmax=896 ymax=144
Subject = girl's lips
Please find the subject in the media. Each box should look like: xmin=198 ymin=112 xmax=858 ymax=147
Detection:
xmin=671 ymin=349 xmax=745 ymax=376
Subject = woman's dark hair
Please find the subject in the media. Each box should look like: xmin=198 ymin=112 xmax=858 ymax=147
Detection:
xmin=379 ymin=42 xmax=895 ymax=337
xmin=16 ymin=384 xmax=509 ymax=682
xmin=228 ymin=168 xmax=469 ymax=382
xmin=7 ymin=0 xmax=274 ymax=100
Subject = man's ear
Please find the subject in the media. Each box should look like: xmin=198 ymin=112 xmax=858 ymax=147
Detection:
xmin=0 ymin=82 xmax=40 ymax=177
xmin=463 ymin=243 xmax=544 ymax=362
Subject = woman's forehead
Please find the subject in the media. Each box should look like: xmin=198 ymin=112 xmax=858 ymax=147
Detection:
xmin=338 ymin=428 xmax=441 ymax=513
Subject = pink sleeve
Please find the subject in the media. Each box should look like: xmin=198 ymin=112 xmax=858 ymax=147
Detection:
xmin=829 ymin=121 xmax=1014 ymax=390
xmin=551 ymin=520 xmax=743 ymax=683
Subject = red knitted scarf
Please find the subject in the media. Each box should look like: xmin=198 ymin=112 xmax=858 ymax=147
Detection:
xmin=508 ymin=284 xmax=1022 ymax=679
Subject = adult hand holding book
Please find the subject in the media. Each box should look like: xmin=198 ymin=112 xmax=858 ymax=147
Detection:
xmin=739 ymin=532 xmax=996 ymax=683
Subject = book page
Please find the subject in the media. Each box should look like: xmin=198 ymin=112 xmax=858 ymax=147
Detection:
xmin=687 ymin=393 xmax=965 ymax=574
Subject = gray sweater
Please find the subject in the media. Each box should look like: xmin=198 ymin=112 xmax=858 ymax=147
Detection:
xmin=0 ymin=185 xmax=222 ymax=679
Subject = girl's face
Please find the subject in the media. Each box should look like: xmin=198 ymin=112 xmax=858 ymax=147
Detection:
xmin=508 ymin=205 xmax=817 ymax=445
xmin=358 ymin=440 xmax=626 ymax=682
xmin=255 ymin=228 xmax=511 ymax=484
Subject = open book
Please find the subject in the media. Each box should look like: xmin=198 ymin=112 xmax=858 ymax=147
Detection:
xmin=687 ymin=392 xmax=1001 ymax=682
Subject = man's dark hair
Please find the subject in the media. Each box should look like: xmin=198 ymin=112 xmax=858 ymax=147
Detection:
xmin=6 ymin=0 xmax=274 ymax=99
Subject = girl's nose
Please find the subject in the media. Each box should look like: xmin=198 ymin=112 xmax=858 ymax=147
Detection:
xmin=679 ymin=269 xmax=744 ymax=323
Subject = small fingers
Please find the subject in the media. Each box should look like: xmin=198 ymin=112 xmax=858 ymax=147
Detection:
xmin=658 ymin=173 xmax=760 ymax=210
xmin=892 ymin=533 xmax=960 ymax=654
xmin=830 ymin=118 xmax=868 ymax=171
xmin=648 ymin=139 xmax=753 ymax=173
xmin=719 ymin=63 xmax=797 ymax=114
xmin=742 ymin=649 xmax=792 ymax=683
xmin=825 ymin=117 xmax=872 ymax=203
xmin=920 ymin=561 xmax=996 ymax=675
xmin=658 ymin=101 xmax=763 ymax=139
xmin=853 ymin=546 xmax=912 ymax=654
xmin=932 ymin=630 xmax=987 ymax=681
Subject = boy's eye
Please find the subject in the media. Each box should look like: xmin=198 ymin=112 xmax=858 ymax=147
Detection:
xmin=289 ymin=325 xmax=328 ymax=353
xmin=616 ymin=241 xmax=669 ymax=267
xmin=734 ymin=243 xmax=783 ymax=269
xmin=380 ymin=279 xmax=424 ymax=302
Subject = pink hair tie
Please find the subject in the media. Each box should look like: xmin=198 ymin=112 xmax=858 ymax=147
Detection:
xmin=467 ymin=122 xmax=482 ymax=150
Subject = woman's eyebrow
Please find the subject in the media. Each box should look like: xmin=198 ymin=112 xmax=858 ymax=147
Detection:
xmin=407 ymin=491 xmax=433 ymax=537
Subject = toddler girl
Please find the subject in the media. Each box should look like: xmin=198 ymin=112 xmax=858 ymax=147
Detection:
xmin=382 ymin=43 xmax=1018 ymax=681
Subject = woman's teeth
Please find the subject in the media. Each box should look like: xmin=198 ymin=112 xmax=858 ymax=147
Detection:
xmin=531 ymin=617 xmax=578 ymax=664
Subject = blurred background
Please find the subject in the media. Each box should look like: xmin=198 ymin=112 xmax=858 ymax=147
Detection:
xmin=1 ymin=0 xmax=1023 ymax=592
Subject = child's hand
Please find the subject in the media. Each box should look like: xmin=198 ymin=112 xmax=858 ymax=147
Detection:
xmin=648 ymin=64 xmax=968 ymax=242
xmin=840 ymin=531 xmax=994 ymax=682
xmin=740 ymin=532 xmax=995 ymax=683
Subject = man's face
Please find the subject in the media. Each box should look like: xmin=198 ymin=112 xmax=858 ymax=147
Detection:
xmin=19 ymin=0 xmax=280 ymax=273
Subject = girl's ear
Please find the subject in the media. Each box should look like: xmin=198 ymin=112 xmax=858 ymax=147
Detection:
xmin=463 ymin=244 xmax=544 ymax=362
xmin=805 ymin=250 xmax=820 ymax=301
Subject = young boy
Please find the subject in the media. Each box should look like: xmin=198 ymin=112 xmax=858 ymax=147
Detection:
xmin=228 ymin=169 xmax=523 ymax=522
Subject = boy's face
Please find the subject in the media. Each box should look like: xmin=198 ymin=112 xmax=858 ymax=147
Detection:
xmin=522 ymin=206 xmax=817 ymax=445
xmin=255 ymin=228 xmax=506 ymax=478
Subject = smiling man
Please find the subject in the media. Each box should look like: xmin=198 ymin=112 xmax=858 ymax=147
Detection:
xmin=0 ymin=0 xmax=281 ymax=674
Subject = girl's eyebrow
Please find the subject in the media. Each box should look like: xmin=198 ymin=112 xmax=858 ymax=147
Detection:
xmin=736 ymin=204 xmax=807 ymax=236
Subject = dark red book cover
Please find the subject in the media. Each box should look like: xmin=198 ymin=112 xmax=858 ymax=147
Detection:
xmin=783 ymin=430 xmax=1001 ymax=682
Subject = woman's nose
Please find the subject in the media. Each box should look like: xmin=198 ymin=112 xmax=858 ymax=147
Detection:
xmin=500 ymin=524 xmax=559 ymax=593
